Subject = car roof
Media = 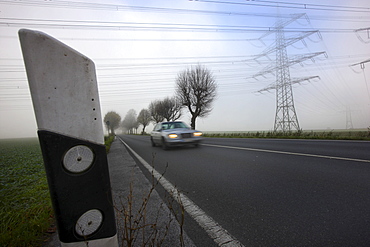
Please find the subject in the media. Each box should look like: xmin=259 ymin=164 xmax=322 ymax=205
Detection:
xmin=161 ymin=121 xmax=183 ymax=124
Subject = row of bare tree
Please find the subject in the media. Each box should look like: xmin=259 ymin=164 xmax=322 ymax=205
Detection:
xmin=104 ymin=64 xmax=217 ymax=135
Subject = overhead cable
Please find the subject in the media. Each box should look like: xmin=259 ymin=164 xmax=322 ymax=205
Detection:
xmin=0 ymin=17 xmax=360 ymax=33
xmin=196 ymin=0 xmax=370 ymax=13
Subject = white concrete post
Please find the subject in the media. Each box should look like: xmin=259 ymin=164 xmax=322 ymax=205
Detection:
xmin=19 ymin=29 xmax=118 ymax=247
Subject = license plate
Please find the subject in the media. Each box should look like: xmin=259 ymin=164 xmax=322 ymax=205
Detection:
xmin=181 ymin=133 xmax=192 ymax=139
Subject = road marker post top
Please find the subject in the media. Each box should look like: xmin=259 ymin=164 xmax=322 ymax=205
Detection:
xmin=19 ymin=29 xmax=118 ymax=247
xmin=19 ymin=29 xmax=103 ymax=144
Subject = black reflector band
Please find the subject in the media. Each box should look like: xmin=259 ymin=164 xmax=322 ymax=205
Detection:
xmin=38 ymin=130 xmax=116 ymax=243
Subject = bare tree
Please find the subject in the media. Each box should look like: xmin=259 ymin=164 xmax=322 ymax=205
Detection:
xmin=103 ymin=111 xmax=121 ymax=135
xmin=160 ymin=97 xmax=182 ymax=122
xmin=149 ymin=97 xmax=182 ymax=123
xmin=137 ymin=108 xmax=152 ymax=134
xmin=134 ymin=121 xmax=140 ymax=134
xmin=122 ymin=109 xmax=137 ymax=134
xmin=175 ymin=64 xmax=217 ymax=129
xmin=149 ymin=100 xmax=165 ymax=123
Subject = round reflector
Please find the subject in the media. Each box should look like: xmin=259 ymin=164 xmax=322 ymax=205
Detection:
xmin=75 ymin=209 xmax=103 ymax=236
xmin=63 ymin=145 xmax=94 ymax=173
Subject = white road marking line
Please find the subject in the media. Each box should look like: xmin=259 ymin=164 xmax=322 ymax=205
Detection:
xmin=203 ymin=143 xmax=370 ymax=163
xmin=118 ymin=137 xmax=245 ymax=247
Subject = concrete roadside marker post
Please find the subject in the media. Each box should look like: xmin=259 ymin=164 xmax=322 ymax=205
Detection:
xmin=18 ymin=29 xmax=118 ymax=247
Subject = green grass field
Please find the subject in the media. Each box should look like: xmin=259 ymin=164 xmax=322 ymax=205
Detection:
xmin=204 ymin=129 xmax=370 ymax=140
xmin=0 ymin=138 xmax=53 ymax=247
xmin=0 ymin=136 xmax=116 ymax=246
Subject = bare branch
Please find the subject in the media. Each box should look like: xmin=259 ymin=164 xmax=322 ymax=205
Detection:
xmin=175 ymin=64 xmax=217 ymax=129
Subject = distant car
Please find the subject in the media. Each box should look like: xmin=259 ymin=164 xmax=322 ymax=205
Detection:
xmin=150 ymin=121 xmax=203 ymax=150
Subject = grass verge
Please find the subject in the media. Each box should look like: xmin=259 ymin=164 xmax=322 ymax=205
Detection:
xmin=204 ymin=129 xmax=370 ymax=140
xmin=113 ymin=156 xmax=185 ymax=247
xmin=105 ymin=135 xmax=115 ymax=153
xmin=0 ymin=138 xmax=53 ymax=247
xmin=1 ymin=136 xmax=185 ymax=246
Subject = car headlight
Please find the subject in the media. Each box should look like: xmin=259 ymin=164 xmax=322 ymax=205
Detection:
xmin=193 ymin=132 xmax=203 ymax=137
xmin=168 ymin=134 xmax=178 ymax=139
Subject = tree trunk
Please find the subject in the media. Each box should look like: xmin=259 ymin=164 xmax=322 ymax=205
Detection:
xmin=190 ymin=114 xmax=196 ymax=129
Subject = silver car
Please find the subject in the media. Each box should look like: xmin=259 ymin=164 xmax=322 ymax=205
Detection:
xmin=150 ymin=121 xmax=203 ymax=150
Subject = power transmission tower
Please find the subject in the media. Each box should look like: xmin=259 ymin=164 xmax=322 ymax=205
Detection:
xmin=350 ymin=59 xmax=370 ymax=101
xmin=346 ymin=106 xmax=354 ymax=130
xmin=354 ymin=27 xmax=370 ymax=44
xmin=274 ymin=19 xmax=300 ymax=132
xmin=251 ymin=14 xmax=326 ymax=132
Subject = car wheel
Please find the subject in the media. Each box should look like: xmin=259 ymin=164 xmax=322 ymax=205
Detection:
xmin=151 ymin=137 xmax=156 ymax=147
xmin=161 ymin=137 xmax=168 ymax=150
xmin=194 ymin=143 xmax=199 ymax=148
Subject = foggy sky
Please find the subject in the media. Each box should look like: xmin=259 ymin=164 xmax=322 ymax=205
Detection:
xmin=1 ymin=0 xmax=370 ymax=139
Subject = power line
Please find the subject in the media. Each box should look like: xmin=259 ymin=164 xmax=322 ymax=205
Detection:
xmin=1 ymin=0 xmax=370 ymax=22
xmin=0 ymin=34 xmax=274 ymax=43
xmin=196 ymin=0 xmax=370 ymax=13
xmin=251 ymin=0 xmax=370 ymax=12
xmin=0 ymin=17 xmax=363 ymax=34
xmin=0 ymin=19 xmax=359 ymax=33
xmin=0 ymin=17 xmax=271 ymax=30
xmin=1 ymin=53 xmax=368 ymax=76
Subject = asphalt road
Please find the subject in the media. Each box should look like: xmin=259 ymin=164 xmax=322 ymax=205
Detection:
xmin=119 ymin=135 xmax=370 ymax=246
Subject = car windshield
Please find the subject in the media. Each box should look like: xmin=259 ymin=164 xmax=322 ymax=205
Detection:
xmin=162 ymin=122 xmax=189 ymax=130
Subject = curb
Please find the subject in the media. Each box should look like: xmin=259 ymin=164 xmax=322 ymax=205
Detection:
xmin=43 ymin=138 xmax=195 ymax=246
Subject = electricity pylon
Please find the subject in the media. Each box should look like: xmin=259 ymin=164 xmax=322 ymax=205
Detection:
xmin=346 ymin=106 xmax=354 ymax=130
xmin=274 ymin=18 xmax=300 ymax=132
xmin=251 ymin=14 xmax=326 ymax=132
xmin=354 ymin=27 xmax=370 ymax=44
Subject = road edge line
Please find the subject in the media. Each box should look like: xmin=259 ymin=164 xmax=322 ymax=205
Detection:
xmin=117 ymin=137 xmax=245 ymax=247
xmin=203 ymin=143 xmax=370 ymax=163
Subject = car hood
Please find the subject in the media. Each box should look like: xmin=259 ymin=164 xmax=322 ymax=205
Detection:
xmin=162 ymin=128 xmax=197 ymax=133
